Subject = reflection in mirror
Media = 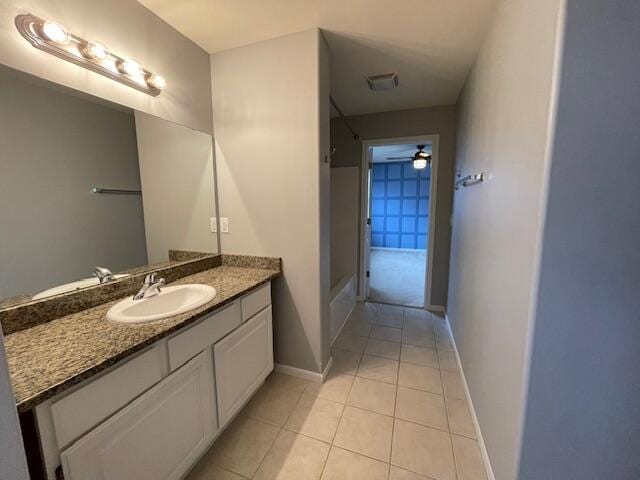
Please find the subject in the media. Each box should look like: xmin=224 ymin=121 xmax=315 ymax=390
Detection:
xmin=0 ymin=65 xmax=219 ymax=307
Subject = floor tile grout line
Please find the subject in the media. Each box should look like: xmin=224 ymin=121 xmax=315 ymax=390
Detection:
xmin=241 ymin=379 xmax=310 ymax=479
xmin=389 ymin=312 xmax=401 ymax=479
xmin=318 ymin=357 xmax=360 ymax=479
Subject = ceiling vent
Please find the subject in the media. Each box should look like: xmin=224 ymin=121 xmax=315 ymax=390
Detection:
xmin=366 ymin=72 xmax=399 ymax=91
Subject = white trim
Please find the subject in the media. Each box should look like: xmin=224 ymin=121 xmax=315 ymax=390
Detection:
xmin=321 ymin=356 xmax=334 ymax=382
xmin=274 ymin=361 xmax=332 ymax=384
xmin=358 ymin=134 xmax=440 ymax=308
xmin=445 ymin=314 xmax=495 ymax=480
xmin=330 ymin=315 xmax=350 ymax=347
xmin=329 ymin=275 xmax=357 ymax=344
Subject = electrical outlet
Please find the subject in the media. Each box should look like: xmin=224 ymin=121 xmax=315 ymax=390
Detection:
xmin=210 ymin=217 xmax=217 ymax=233
xmin=220 ymin=217 xmax=229 ymax=233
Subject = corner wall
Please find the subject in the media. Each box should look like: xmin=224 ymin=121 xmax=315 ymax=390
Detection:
xmin=211 ymin=29 xmax=331 ymax=374
xmin=448 ymin=1 xmax=563 ymax=478
xmin=519 ymin=1 xmax=640 ymax=478
xmin=330 ymin=105 xmax=456 ymax=307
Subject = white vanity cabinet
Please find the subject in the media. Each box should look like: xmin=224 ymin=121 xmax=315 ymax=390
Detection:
xmin=60 ymin=350 xmax=216 ymax=480
xmin=35 ymin=282 xmax=273 ymax=480
xmin=214 ymin=305 xmax=273 ymax=426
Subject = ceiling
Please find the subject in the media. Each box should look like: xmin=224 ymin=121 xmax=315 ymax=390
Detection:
xmin=371 ymin=144 xmax=432 ymax=163
xmin=138 ymin=0 xmax=500 ymax=116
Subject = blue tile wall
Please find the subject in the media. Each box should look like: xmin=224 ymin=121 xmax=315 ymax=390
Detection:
xmin=370 ymin=161 xmax=430 ymax=249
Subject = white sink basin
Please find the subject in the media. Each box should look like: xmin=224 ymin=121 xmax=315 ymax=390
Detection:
xmin=33 ymin=274 xmax=131 ymax=300
xmin=106 ymin=284 xmax=217 ymax=324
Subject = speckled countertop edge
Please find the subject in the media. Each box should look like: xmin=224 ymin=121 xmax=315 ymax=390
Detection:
xmin=5 ymin=263 xmax=280 ymax=412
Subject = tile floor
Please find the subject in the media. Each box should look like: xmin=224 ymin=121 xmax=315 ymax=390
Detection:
xmin=186 ymin=302 xmax=488 ymax=480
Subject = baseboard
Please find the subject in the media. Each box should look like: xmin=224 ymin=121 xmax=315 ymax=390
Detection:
xmin=444 ymin=314 xmax=496 ymax=480
xmin=427 ymin=304 xmax=446 ymax=313
xmin=274 ymin=360 xmax=333 ymax=384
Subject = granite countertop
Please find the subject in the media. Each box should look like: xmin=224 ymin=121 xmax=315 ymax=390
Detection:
xmin=4 ymin=263 xmax=280 ymax=412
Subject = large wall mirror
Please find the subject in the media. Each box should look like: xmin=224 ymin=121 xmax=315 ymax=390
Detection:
xmin=0 ymin=64 xmax=220 ymax=307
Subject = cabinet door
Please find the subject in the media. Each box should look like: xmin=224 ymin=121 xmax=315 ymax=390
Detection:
xmin=61 ymin=350 xmax=216 ymax=480
xmin=214 ymin=306 xmax=273 ymax=426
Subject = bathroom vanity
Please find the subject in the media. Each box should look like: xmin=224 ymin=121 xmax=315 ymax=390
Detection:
xmin=4 ymin=258 xmax=280 ymax=479
xmin=0 ymin=48 xmax=283 ymax=480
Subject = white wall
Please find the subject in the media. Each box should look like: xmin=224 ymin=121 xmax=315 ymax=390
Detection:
xmin=0 ymin=0 xmax=212 ymax=133
xmin=448 ymin=1 xmax=563 ymax=478
xmin=518 ymin=1 xmax=640 ymax=478
xmin=211 ymin=29 xmax=331 ymax=373
xmin=135 ymin=112 xmax=218 ymax=263
xmin=330 ymin=167 xmax=359 ymax=289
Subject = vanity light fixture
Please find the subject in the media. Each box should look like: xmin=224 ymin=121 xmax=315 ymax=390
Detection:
xmin=82 ymin=41 xmax=109 ymax=61
xmin=41 ymin=21 xmax=69 ymax=44
xmin=15 ymin=13 xmax=165 ymax=96
xmin=117 ymin=58 xmax=143 ymax=77
xmin=147 ymin=74 xmax=167 ymax=90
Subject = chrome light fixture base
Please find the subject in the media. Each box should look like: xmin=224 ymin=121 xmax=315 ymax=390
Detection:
xmin=15 ymin=13 xmax=162 ymax=97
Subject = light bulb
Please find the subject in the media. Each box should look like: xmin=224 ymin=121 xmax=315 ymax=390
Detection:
xmin=83 ymin=41 xmax=109 ymax=61
xmin=413 ymin=159 xmax=427 ymax=170
xmin=147 ymin=74 xmax=166 ymax=90
xmin=41 ymin=21 xmax=69 ymax=44
xmin=118 ymin=59 xmax=142 ymax=76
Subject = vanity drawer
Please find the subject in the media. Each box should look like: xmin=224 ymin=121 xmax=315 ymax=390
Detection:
xmin=241 ymin=283 xmax=271 ymax=322
xmin=51 ymin=343 xmax=167 ymax=448
xmin=168 ymin=301 xmax=241 ymax=371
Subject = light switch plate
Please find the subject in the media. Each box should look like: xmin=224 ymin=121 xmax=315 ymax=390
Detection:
xmin=210 ymin=217 xmax=217 ymax=233
xmin=220 ymin=217 xmax=229 ymax=233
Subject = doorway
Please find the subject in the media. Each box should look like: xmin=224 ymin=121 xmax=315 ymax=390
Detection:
xmin=359 ymin=135 xmax=439 ymax=308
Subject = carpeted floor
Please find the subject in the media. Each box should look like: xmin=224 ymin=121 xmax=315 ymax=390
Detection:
xmin=369 ymin=248 xmax=426 ymax=307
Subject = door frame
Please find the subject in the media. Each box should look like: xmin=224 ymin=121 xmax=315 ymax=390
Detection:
xmin=358 ymin=134 xmax=440 ymax=309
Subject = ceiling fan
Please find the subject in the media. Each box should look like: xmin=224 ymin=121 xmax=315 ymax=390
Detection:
xmin=386 ymin=144 xmax=431 ymax=170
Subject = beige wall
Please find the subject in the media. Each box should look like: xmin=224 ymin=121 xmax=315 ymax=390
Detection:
xmin=330 ymin=167 xmax=360 ymax=289
xmin=211 ymin=29 xmax=331 ymax=373
xmin=330 ymin=106 xmax=456 ymax=307
xmin=448 ymin=1 xmax=563 ymax=478
xmin=0 ymin=0 xmax=212 ymax=133
xmin=135 ymin=112 xmax=218 ymax=263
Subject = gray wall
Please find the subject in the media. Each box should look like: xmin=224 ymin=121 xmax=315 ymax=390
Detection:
xmin=518 ymin=1 xmax=640 ymax=478
xmin=0 ymin=68 xmax=148 ymax=300
xmin=448 ymin=1 xmax=563 ymax=478
xmin=330 ymin=105 xmax=456 ymax=307
xmin=212 ymin=29 xmax=331 ymax=374
xmin=135 ymin=112 xmax=218 ymax=264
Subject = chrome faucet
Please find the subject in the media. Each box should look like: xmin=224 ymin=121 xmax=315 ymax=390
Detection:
xmin=133 ymin=273 xmax=165 ymax=300
xmin=93 ymin=266 xmax=115 ymax=284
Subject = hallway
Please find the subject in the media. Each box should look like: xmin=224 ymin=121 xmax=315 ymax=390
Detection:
xmin=187 ymin=303 xmax=487 ymax=480
xmin=370 ymin=249 xmax=427 ymax=307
